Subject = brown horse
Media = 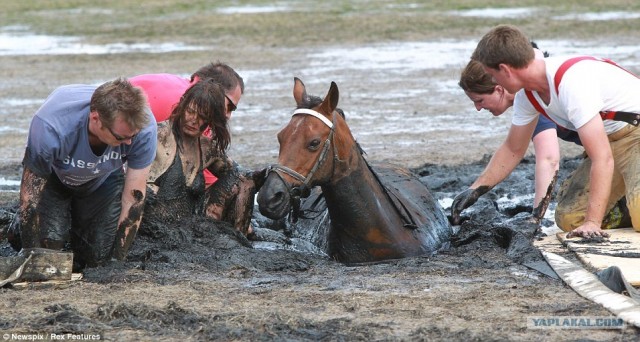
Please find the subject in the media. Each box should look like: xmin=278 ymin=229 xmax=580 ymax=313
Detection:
xmin=257 ymin=78 xmax=452 ymax=264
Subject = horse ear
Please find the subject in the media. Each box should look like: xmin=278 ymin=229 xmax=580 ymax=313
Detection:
xmin=320 ymin=81 xmax=339 ymax=114
xmin=293 ymin=77 xmax=309 ymax=107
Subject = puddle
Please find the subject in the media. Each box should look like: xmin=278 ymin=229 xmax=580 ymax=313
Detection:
xmin=448 ymin=8 xmax=640 ymax=22
xmin=0 ymin=30 xmax=206 ymax=56
xmin=552 ymin=11 xmax=640 ymax=21
xmin=448 ymin=8 xmax=537 ymax=18
xmin=217 ymin=5 xmax=292 ymax=14
xmin=0 ymin=177 xmax=20 ymax=193
xmin=0 ymin=99 xmax=43 ymax=107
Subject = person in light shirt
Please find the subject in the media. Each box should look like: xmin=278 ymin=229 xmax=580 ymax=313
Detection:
xmin=452 ymin=24 xmax=639 ymax=238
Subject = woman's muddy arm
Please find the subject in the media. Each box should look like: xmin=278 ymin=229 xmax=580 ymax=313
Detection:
xmin=18 ymin=167 xmax=48 ymax=248
xmin=146 ymin=124 xmax=176 ymax=189
xmin=112 ymin=165 xmax=150 ymax=260
xmin=201 ymin=137 xmax=233 ymax=176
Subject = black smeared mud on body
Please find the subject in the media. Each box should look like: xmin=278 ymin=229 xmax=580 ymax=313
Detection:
xmin=0 ymin=155 xmax=587 ymax=340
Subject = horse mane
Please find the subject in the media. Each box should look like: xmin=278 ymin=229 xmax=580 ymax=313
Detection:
xmin=296 ymin=95 xmax=346 ymax=120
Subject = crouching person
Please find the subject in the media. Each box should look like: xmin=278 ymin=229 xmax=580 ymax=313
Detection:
xmin=9 ymin=78 xmax=157 ymax=269
xmin=143 ymin=78 xmax=263 ymax=236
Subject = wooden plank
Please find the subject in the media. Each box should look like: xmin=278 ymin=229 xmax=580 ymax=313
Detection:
xmin=0 ymin=255 xmax=30 ymax=287
xmin=533 ymin=233 xmax=568 ymax=254
xmin=11 ymin=273 xmax=83 ymax=290
xmin=557 ymin=228 xmax=640 ymax=285
xmin=18 ymin=248 xmax=74 ymax=282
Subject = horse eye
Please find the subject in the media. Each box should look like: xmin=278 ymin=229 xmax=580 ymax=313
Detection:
xmin=308 ymin=139 xmax=321 ymax=151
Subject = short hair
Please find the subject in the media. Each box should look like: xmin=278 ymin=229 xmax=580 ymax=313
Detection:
xmin=191 ymin=62 xmax=244 ymax=94
xmin=460 ymin=41 xmax=548 ymax=94
xmin=471 ymin=24 xmax=535 ymax=70
xmin=91 ymin=77 xmax=149 ymax=130
xmin=170 ymin=78 xmax=230 ymax=155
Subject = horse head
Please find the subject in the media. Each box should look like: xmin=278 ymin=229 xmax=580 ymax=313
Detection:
xmin=257 ymin=78 xmax=353 ymax=220
xmin=258 ymin=78 xmax=452 ymax=263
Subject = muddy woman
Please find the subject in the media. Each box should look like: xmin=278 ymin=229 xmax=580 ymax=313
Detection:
xmin=143 ymin=78 xmax=259 ymax=238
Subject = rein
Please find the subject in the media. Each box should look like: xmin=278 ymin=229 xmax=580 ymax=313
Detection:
xmin=267 ymin=108 xmax=340 ymax=222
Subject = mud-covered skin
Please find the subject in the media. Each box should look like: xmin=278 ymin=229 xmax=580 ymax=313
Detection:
xmin=532 ymin=171 xmax=558 ymax=222
xmin=450 ymin=185 xmax=491 ymax=225
xmin=204 ymin=164 xmax=264 ymax=236
xmin=145 ymin=121 xmax=258 ymax=237
xmin=112 ymin=189 xmax=145 ymax=260
xmin=147 ymin=122 xmax=210 ymax=193
xmin=16 ymin=167 xmax=47 ymax=248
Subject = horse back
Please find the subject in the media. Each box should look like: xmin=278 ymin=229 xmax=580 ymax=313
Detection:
xmin=368 ymin=162 xmax=452 ymax=248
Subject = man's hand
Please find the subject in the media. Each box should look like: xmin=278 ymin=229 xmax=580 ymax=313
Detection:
xmin=566 ymin=220 xmax=610 ymax=239
xmin=451 ymin=186 xmax=490 ymax=225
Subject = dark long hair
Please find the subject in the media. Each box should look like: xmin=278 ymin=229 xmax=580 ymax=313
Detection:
xmin=169 ymin=79 xmax=230 ymax=155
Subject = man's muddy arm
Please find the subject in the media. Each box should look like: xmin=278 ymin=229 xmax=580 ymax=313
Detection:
xmin=18 ymin=167 xmax=48 ymax=248
xmin=112 ymin=165 xmax=150 ymax=260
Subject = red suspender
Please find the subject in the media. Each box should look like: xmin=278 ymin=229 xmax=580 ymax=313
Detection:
xmin=554 ymin=56 xmax=597 ymax=95
xmin=523 ymin=89 xmax=564 ymax=128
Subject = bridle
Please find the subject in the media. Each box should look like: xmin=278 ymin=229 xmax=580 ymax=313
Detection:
xmin=266 ymin=108 xmax=340 ymax=222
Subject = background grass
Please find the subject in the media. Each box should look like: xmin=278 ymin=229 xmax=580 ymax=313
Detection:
xmin=2 ymin=0 xmax=640 ymax=48
xmin=0 ymin=0 xmax=638 ymax=166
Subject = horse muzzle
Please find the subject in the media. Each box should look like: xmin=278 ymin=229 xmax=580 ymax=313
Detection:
xmin=257 ymin=171 xmax=293 ymax=220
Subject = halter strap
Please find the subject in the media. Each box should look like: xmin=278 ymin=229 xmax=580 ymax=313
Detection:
xmin=293 ymin=108 xmax=334 ymax=128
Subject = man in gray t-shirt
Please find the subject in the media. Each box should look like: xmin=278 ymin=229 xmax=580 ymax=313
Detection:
xmin=10 ymin=78 xmax=157 ymax=269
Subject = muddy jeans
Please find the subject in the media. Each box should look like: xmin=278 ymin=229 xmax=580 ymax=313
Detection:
xmin=555 ymin=124 xmax=640 ymax=232
xmin=10 ymin=169 xmax=124 ymax=268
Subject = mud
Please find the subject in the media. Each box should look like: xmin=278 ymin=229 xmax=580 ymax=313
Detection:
xmin=2 ymin=153 xmax=638 ymax=340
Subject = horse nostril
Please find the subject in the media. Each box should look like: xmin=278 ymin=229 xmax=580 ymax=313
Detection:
xmin=273 ymin=191 xmax=285 ymax=203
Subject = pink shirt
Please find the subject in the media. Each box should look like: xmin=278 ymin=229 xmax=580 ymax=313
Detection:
xmin=130 ymin=73 xmax=218 ymax=186
xmin=130 ymin=73 xmax=194 ymax=122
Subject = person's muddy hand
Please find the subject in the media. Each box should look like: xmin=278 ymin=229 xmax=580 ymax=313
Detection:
xmin=251 ymin=168 xmax=267 ymax=191
xmin=451 ymin=186 xmax=490 ymax=225
xmin=566 ymin=220 xmax=610 ymax=239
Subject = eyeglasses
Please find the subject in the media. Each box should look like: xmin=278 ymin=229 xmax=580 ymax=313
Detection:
xmin=106 ymin=125 xmax=137 ymax=142
xmin=225 ymin=94 xmax=237 ymax=113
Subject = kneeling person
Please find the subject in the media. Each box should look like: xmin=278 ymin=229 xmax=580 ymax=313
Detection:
xmin=11 ymin=78 xmax=157 ymax=269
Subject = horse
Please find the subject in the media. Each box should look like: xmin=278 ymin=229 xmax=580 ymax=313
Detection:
xmin=256 ymin=78 xmax=452 ymax=264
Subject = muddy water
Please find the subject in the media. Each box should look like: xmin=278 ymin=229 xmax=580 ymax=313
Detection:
xmin=2 ymin=152 xmax=637 ymax=340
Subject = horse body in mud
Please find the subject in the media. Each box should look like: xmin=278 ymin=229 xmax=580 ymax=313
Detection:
xmin=257 ymin=78 xmax=452 ymax=264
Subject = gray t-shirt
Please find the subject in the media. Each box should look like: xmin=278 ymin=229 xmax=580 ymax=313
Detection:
xmin=24 ymin=84 xmax=157 ymax=193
